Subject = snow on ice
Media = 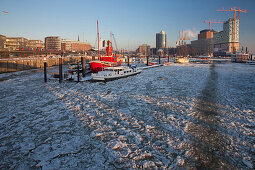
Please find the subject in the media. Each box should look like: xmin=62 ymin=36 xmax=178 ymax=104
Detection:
xmin=0 ymin=63 xmax=254 ymax=169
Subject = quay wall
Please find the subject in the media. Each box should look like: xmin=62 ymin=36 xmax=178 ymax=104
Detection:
xmin=0 ymin=56 xmax=82 ymax=74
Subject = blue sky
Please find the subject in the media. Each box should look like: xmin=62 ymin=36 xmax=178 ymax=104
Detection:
xmin=0 ymin=0 xmax=254 ymax=52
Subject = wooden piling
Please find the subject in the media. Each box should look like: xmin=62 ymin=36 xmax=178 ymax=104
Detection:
xmin=77 ymin=61 xmax=80 ymax=82
xmin=44 ymin=62 xmax=47 ymax=82
xmin=59 ymin=54 xmax=63 ymax=83
xmin=81 ymin=56 xmax=86 ymax=77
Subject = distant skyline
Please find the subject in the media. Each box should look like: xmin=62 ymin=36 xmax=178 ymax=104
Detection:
xmin=0 ymin=0 xmax=254 ymax=52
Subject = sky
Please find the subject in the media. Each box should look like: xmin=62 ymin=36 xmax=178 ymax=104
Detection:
xmin=0 ymin=0 xmax=255 ymax=52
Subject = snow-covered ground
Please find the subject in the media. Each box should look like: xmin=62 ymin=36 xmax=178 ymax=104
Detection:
xmin=0 ymin=63 xmax=254 ymax=169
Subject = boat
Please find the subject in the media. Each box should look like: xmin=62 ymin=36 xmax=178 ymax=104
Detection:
xmin=175 ymin=57 xmax=189 ymax=63
xmin=90 ymin=40 xmax=122 ymax=73
xmin=231 ymin=50 xmax=250 ymax=63
xmin=91 ymin=65 xmax=142 ymax=81
xmin=89 ymin=20 xmax=122 ymax=73
xmin=198 ymin=55 xmax=211 ymax=60
xmin=246 ymin=60 xmax=255 ymax=65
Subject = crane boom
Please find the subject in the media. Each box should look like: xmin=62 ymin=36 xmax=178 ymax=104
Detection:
xmin=204 ymin=19 xmax=223 ymax=30
xmin=217 ymin=7 xmax=247 ymax=52
xmin=111 ymin=33 xmax=118 ymax=52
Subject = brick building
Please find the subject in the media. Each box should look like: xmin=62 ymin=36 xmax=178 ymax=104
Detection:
xmin=45 ymin=36 xmax=61 ymax=51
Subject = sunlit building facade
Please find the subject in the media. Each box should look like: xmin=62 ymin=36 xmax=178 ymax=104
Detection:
xmin=156 ymin=30 xmax=167 ymax=49
xmin=214 ymin=18 xmax=239 ymax=53
xmin=138 ymin=44 xmax=150 ymax=56
xmin=45 ymin=36 xmax=61 ymax=51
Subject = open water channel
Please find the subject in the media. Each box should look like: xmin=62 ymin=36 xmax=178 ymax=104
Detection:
xmin=0 ymin=63 xmax=254 ymax=169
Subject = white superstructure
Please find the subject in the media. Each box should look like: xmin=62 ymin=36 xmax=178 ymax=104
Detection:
xmin=91 ymin=66 xmax=142 ymax=81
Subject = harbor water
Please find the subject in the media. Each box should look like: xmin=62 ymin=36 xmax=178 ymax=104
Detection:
xmin=0 ymin=63 xmax=254 ymax=169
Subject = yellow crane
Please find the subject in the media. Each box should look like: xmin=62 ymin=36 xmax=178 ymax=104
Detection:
xmin=217 ymin=7 xmax=247 ymax=44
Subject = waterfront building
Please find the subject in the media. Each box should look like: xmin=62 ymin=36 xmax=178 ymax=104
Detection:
xmin=4 ymin=37 xmax=28 ymax=51
xmin=71 ymin=41 xmax=92 ymax=53
xmin=156 ymin=30 xmax=167 ymax=49
xmin=27 ymin=40 xmax=44 ymax=49
xmin=61 ymin=39 xmax=72 ymax=52
xmin=45 ymin=36 xmax=61 ymax=51
xmin=190 ymin=29 xmax=215 ymax=56
xmin=138 ymin=44 xmax=150 ymax=56
xmin=0 ymin=35 xmax=7 ymax=50
xmin=214 ymin=18 xmax=239 ymax=53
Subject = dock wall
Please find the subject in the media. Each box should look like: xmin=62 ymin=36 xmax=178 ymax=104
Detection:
xmin=0 ymin=56 xmax=81 ymax=74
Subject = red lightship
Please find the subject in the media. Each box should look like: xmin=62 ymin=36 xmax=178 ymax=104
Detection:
xmin=90 ymin=40 xmax=121 ymax=73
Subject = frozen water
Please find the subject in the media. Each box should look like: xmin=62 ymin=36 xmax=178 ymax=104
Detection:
xmin=0 ymin=63 xmax=254 ymax=169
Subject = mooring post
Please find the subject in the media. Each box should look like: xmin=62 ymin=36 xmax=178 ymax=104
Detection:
xmin=159 ymin=55 xmax=161 ymax=64
xmin=82 ymin=56 xmax=86 ymax=77
xmin=146 ymin=55 xmax=149 ymax=66
xmin=59 ymin=53 xmax=63 ymax=83
xmin=77 ymin=61 xmax=80 ymax=82
xmin=127 ymin=55 xmax=130 ymax=66
xmin=43 ymin=55 xmax=47 ymax=82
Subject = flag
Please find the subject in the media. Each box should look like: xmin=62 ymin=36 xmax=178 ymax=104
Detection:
xmin=3 ymin=11 xmax=8 ymax=14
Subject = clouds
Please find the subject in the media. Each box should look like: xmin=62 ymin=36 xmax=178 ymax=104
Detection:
xmin=182 ymin=29 xmax=199 ymax=39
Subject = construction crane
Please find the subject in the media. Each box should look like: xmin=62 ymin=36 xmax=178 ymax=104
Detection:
xmin=204 ymin=19 xmax=223 ymax=31
xmin=217 ymin=7 xmax=247 ymax=43
xmin=111 ymin=33 xmax=118 ymax=53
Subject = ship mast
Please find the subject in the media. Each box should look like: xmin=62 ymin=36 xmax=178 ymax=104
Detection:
xmin=97 ymin=20 xmax=100 ymax=59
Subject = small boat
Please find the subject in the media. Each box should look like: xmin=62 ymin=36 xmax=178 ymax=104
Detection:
xmin=231 ymin=50 xmax=250 ymax=63
xmin=91 ymin=65 xmax=142 ymax=81
xmin=175 ymin=57 xmax=189 ymax=63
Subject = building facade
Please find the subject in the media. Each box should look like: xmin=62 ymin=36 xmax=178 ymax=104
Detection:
xmin=138 ymin=44 xmax=150 ymax=56
xmin=45 ymin=36 xmax=61 ymax=50
xmin=4 ymin=37 xmax=28 ymax=51
xmin=27 ymin=40 xmax=44 ymax=49
xmin=214 ymin=18 xmax=239 ymax=53
xmin=156 ymin=30 xmax=167 ymax=49
xmin=191 ymin=29 xmax=215 ymax=56
xmin=71 ymin=41 xmax=92 ymax=53
xmin=198 ymin=29 xmax=214 ymax=40
xmin=61 ymin=39 xmax=72 ymax=52
xmin=0 ymin=35 xmax=7 ymax=50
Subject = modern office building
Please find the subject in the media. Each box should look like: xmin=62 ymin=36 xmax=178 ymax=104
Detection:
xmin=214 ymin=18 xmax=239 ymax=53
xmin=45 ymin=36 xmax=61 ymax=50
xmin=156 ymin=30 xmax=167 ymax=49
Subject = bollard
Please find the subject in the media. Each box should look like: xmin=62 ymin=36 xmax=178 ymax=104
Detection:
xmin=44 ymin=62 xmax=47 ymax=82
xmin=59 ymin=55 xmax=63 ymax=83
xmin=77 ymin=62 xmax=80 ymax=82
xmin=146 ymin=55 xmax=149 ymax=66
xmin=43 ymin=55 xmax=47 ymax=82
xmin=128 ymin=55 xmax=130 ymax=66
xmin=81 ymin=56 xmax=86 ymax=77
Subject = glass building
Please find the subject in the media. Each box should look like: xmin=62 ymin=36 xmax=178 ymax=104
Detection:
xmin=156 ymin=30 xmax=167 ymax=49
